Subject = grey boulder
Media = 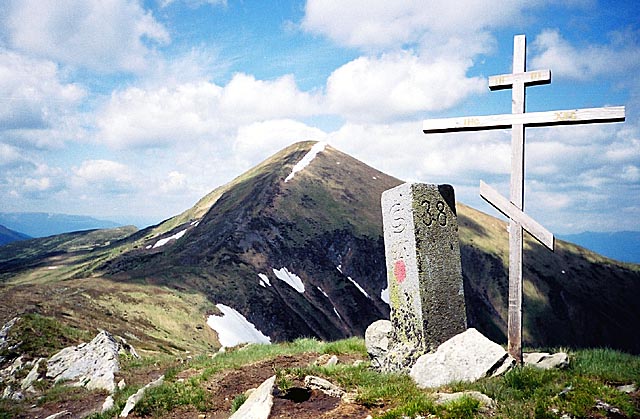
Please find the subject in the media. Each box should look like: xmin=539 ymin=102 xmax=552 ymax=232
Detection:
xmin=410 ymin=328 xmax=514 ymax=389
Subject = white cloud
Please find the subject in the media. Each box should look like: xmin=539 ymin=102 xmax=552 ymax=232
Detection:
xmin=0 ymin=143 xmax=22 ymax=166
xmin=5 ymin=162 xmax=66 ymax=200
xmin=620 ymin=165 xmax=639 ymax=183
xmin=531 ymin=29 xmax=640 ymax=80
xmin=234 ymin=119 xmax=327 ymax=163
xmin=326 ymin=52 xmax=486 ymax=122
xmin=4 ymin=0 xmax=169 ymax=72
xmin=95 ymin=73 xmax=321 ymax=149
xmin=74 ymin=159 xmax=132 ymax=181
xmin=219 ymin=73 xmax=322 ymax=120
xmin=0 ymin=49 xmax=85 ymax=133
xmin=72 ymin=159 xmax=136 ymax=194
xmin=22 ymin=176 xmax=52 ymax=193
xmin=301 ymin=0 xmax=544 ymax=51
xmin=96 ymin=82 xmax=223 ymax=148
xmin=326 ymin=121 xmax=510 ymax=185
xmin=159 ymin=171 xmax=188 ymax=194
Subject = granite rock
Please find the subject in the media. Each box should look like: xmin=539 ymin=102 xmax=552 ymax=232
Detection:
xmin=228 ymin=375 xmax=276 ymax=419
xmin=410 ymin=328 xmax=514 ymax=388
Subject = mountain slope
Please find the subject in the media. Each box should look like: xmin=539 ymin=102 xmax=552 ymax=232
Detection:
xmin=1 ymin=141 xmax=639 ymax=354
xmin=97 ymin=141 xmax=640 ymax=352
xmin=0 ymin=224 xmax=30 ymax=246
xmin=102 ymin=141 xmax=397 ymax=342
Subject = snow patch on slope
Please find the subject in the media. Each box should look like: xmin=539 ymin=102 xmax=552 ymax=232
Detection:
xmin=348 ymin=276 xmax=370 ymax=299
xmin=273 ymin=267 xmax=305 ymax=293
xmin=207 ymin=304 xmax=271 ymax=347
xmin=317 ymin=286 xmax=329 ymax=298
xmin=333 ymin=307 xmax=342 ymax=319
xmin=258 ymin=273 xmax=271 ymax=288
xmin=152 ymin=229 xmax=187 ymax=248
xmin=284 ymin=141 xmax=326 ymax=183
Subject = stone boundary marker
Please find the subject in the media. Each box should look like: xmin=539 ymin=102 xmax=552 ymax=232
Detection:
xmin=381 ymin=183 xmax=466 ymax=353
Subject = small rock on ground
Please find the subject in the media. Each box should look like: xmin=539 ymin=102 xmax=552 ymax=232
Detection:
xmin=523 ymin=352 xmax=569 ymax=370
xmin=228 ymin=375 xmax=276 ymax=419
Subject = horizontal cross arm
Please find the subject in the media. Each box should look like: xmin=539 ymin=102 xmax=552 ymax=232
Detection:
xmin=423 ymin=106 xmax=625 ymax=133
xmin=479 ymin=181 xmax=554 ymax=250
xmin=489 ymin=69 xmax=551 ymax=91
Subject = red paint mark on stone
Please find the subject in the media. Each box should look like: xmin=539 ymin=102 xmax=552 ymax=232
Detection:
xmin=394 ymin=260 xmax=406 ymax=283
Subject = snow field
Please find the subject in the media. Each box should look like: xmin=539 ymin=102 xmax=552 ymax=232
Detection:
xmin=206 ymin=303 xmax=271 ymax=347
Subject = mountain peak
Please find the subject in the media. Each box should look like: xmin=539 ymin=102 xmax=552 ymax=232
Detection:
xmin=91 ymin=142 xmax=640 ymax=352
xmin=284 ymin=141 xmax=327 ymax=183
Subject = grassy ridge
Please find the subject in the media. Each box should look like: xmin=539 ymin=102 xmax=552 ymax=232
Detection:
xmin=76 ymin=338 xmax=640 ymax=419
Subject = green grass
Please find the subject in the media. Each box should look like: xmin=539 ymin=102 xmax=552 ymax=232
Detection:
xmin=123 ymin=338 xmax=360 ymax=417
xmin=451 ymin=349 xmax=640 ymax=419
xmin=0 ymin=313 xmax=91 ymax=359
xmin=133 ymin=379 xmax=209 ymax=415
xmin=230 ymin=393 xmax=248 ymax=413
xmin=3 ymin=337 xmax=639 ymax=419
xmin=573 ymin=348 xmax=640 ymax=384
xmin=108 ymin=342 xmax=640 ymax=418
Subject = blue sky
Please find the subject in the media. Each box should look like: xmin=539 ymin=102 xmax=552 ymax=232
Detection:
xmin=0 ymin=0 xmax=638 ymax=234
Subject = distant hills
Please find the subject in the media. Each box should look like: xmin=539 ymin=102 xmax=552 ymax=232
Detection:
xmin=559 ymin=231 xmax=639 ymax=264
xmin=1 ymin=141 xmax=639 ymax=355
xmin=0 ymin=212 xmax=121 ymax=239
xmin=0 ymin=224 xmax=30 ymax=246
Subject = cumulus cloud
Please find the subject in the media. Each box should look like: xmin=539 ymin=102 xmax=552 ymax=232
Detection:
xmin=531 ymin=29 xmax=640 ymax=80
xmin=301 ymin=0 xmax=551 ymax=52
xmin=3 ymin=0 xmax=169 ymax=72
xmin=72 ymin=159 xmax=136 ymax=193
xmin=0 ymin=144 xmax=22 ymax=166
xmin=159 ymin=171 xmax=188 ymax=194
xmin=219 ymin=74 xmax=322 ymax=120
xmin=325 ymin=121 xmax=511 ymax=186
xmin=96 ymin=82 xmax=223 ymax=148
xmin=326 ymin=51 xmax=486 ymax=122
xmin=95 ymin=73 xmax=321 ymax=149
xmin=4 ymin=162 xmax=66 ymax=200
xmin=0 ymin=49 xmax=86 ymax=133
xmin=234 ymin=119 xmax=327 ymax=163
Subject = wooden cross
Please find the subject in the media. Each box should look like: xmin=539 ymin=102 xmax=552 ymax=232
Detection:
xmin=422 ymin=34 xmax=625 ymax=363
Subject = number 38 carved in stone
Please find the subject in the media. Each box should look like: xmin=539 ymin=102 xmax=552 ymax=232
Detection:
xmin=422 ymin=200 xmax=447 ymax=227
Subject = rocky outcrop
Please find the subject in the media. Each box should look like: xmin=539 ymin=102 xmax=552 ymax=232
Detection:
xmin=0 ymin=317 xmax=19 ymax=360
xmin=46 ymin=330 xmax=138 ymax=393
xmin=20 ymin=357 xmax=43 ymax=391
xmin=409 ymin=328 xmax=515 ymax=389
xmin=365 ymin=319 xmax=392 ymax=369
xmin=1 ymin=328 xmax=138 ymax=401
xmin=0 ymin=355 xmax=43 ymax=400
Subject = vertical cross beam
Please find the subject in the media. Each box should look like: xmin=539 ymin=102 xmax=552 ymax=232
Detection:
xmin=509 ymin=35 xmax=526 ymax=363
